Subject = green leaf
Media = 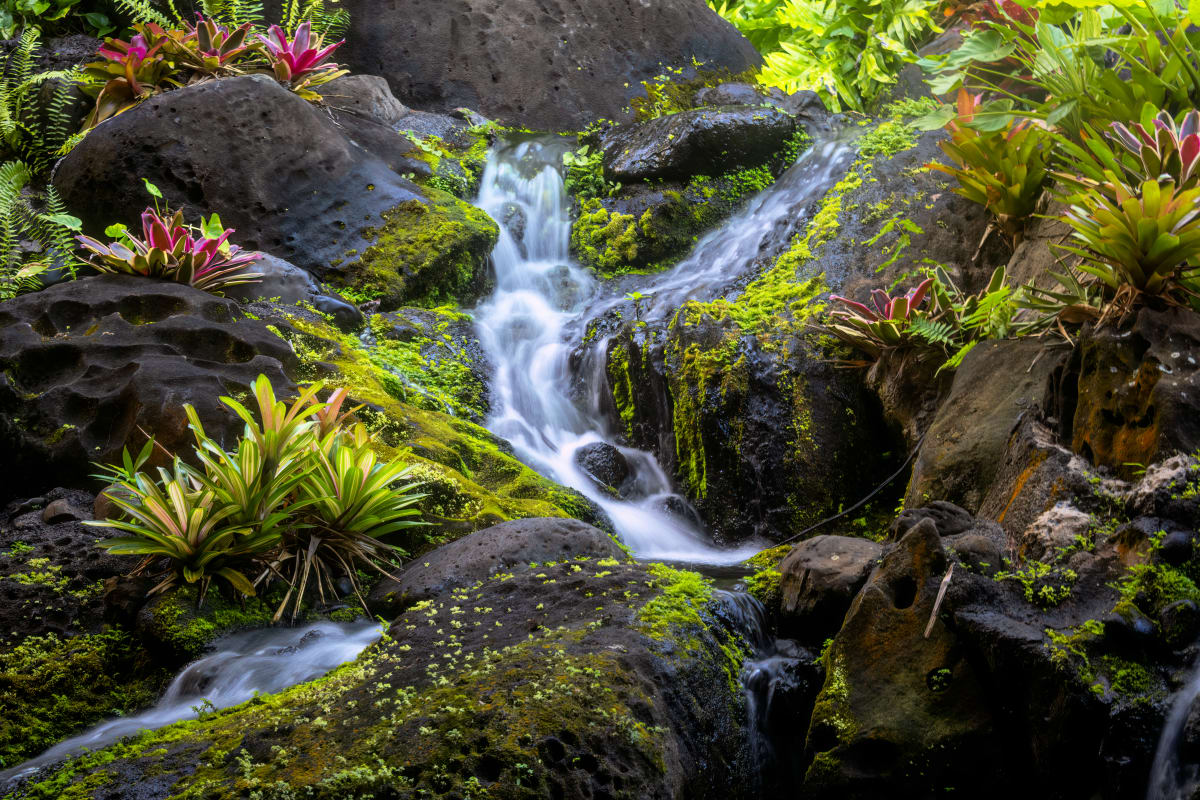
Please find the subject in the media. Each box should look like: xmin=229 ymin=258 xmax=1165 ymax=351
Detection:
xmin=142 ymin=178 xmax=162 ymax=199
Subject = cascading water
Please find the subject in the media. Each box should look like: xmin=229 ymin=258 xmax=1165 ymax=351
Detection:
xmin=0 ymin=620 xmax=381 ymax=788
xmin=1147 ymin=665 xmax=1200 ymax=799
xmin=473 ymin=133 xmax=853 ymax=563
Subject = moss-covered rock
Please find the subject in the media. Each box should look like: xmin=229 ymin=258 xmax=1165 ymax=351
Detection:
xmin=14 ymin=558 xmax=755 ymax=800
xmin=253 ymin=303 xmax=611 ymax=541
xmin=326 ymin=186 xmax=499 ymax=311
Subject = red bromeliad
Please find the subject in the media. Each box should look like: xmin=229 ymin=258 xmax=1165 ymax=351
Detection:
xmin=76 ymin=208 xmax=262 ymax=293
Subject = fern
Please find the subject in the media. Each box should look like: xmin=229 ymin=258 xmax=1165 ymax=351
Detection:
xmin=278 ymin=0 xmax=348 ymax=37
xmin=908 ymin=316 xmax=954 ymax=347
xmin=0 ymin=160 xmax=31 ymax=273
xmin=112 ymin=0 xmax=173 ymax=26
xmin=0 ymin=159 xmax=84 ymax=300
xmin=0 ymin=29 xmax=86 ymax=172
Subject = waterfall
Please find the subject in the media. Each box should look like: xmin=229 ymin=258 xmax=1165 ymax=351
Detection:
xmin=472 ymin=134 xmax=853 ymax=563
xmin=1147 ymin=665 xmax=1200 ymax=800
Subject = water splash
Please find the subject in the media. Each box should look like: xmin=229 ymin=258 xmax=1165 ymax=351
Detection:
xmin=0 ymin=620 xmax=381 ymax=788
xmin=1147 ymin=664 xmax=1200 ymax=800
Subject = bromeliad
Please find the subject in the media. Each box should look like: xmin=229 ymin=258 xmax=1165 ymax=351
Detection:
xmin=76 ymin=207 xmax=262 ymax=293
xmin=83 ymin=25 xmax=181 ymax=127
xmin=826 ymin=278 xmax=934 ymax=358
xmin=257 ymin=21 xmax=347 ymax=100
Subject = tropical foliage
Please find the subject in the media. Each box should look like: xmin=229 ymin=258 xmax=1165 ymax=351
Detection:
xmin=77 ymin=204 xmax=263 ymax=293
xmin=707 ymin=0 xmax=941 ymax=112
xmin=90 ymin=375 xmax=425 ymax=617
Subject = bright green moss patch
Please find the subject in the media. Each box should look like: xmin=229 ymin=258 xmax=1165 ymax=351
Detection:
xmin=141 ymin=586 xmax=287 ymax=660
xmin=328 ymin=187 xmax=499 ymax=310
xmin=0 ymin=628 xmax=169 ymax=770
xmin=401 ymin=128 xmax=493 ymax=199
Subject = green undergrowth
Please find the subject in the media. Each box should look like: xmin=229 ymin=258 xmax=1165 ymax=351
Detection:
xmin=401 ymin=127 xmax=494 ymax=199
xmin=141 ymin=585 xmax=299 ymax=661
xmin=13 ymin=561 xmax=748 ymax=800
xmin=264 ymin=308 xmax=608 ymax=537
xmin=366 ymin=307 xmax=488 ymax=422
xmin=0 ymin=627 xmax=170 ymax=770
xmin=628 ymin=64 xmax=767 ymax=121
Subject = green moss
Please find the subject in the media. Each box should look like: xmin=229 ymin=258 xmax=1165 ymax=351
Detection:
xmin=0 ymin=628 xmax=170 ymax=769
xmin=401 ymin=129 xmax=494 ymax=199
xmin=143 ymin=586 xmax=285 ymax=660
xmin=329 ymin=187 xmax=499 ymax=310
xmin=266 ymin=310 xmax=610 ymax=538
xmin=745 ymin=568 xmax=782 ymax=608
xmin=571 ymin=199 xmax=640 ymax=273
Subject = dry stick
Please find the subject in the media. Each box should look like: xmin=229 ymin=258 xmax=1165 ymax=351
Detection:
xmin=924 ymin=563 xmax=955 ymax=639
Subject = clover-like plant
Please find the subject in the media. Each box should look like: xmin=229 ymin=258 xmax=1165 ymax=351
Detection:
xmin=82 ymin=25 xmax=181 ymax=127
xmin=77 ymin=207 xmax=262 ymax=293
xmin=257 ymin=21 xmax=346 ymax=100
xmin=927 ymin=89 xmax=1050 ymax=245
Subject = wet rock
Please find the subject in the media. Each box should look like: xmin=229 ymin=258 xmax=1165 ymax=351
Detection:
xmin=1129 ymin=454 xmax=1199 ymax=516
xmin=40 ymin=498 xmax=85 ymax=524
xmin=574 ymin=442 xmax=631 ymax=492
xmin=907 ymin=338 xmax=1073 ymax=513
xmin=694 ymin=82 xmax=767 ymax=107
xmin=328 ymin=0 xmax=761 ymax=131
xmin=310 ymin=293 xmax=365 ymax=332
xmin=318 ymin=73 xmax=409 ymax=127
xmin=367 ymin=517 xmax=627 ymax=616
xmin=804 ymin=520 xmax=997 ymax=797
xmin=0 ymin=276 xmax=296 ymax=499
xmin=1073 ymin=307 xmax=1200 ymax=476
xmin=54 ymin=75 xmax=496 ymax=310
xmin=601 ymin=105 xmax=798 ymax=183
xmin=1158 ymin=529 xmax=1196 ymax=566
xmin=1160 ymin=599 xmax=1200 ymax=649
xmin=1019 ymin=502 xmax=1091 ymax=561
xmin=890 ymin=500 xmax=974 ymax=539
xmin=222 ymin=253 xmax=320 ymax=306
xmin=607 ymin=312 xmax=901 ymax=545
xmin=500 ymin=202 xmax=527 ymax=249
xmin=779 ymin=535 xmax=883 ymax=639
xmin=943 ymin=531 xmax=1004 ymax=576
xmin=31 ymin=556 xmax=756 ymax=799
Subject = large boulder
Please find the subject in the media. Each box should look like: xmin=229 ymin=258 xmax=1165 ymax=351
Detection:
xmin=779 ymin=536 xmax=883 ymax=639
xmin=906 ymin=338 xmax=1073 ymax=513
xmin=54 ymin=75 xmax=497 ymax=309
xmin=16 ymin=558 xmax=758 ymax=799
xmin=601 ymin=106 xmax=798 ymax=183
xmin=328 ymin=0 xmax=761 ymax=132
xmin=1072 ymin=307 xmax=1200 ymax=477
xmin=367 ymin=517 xmax=626 ymax=615
xmin=0 ymin=276 xmax=296 ymax=499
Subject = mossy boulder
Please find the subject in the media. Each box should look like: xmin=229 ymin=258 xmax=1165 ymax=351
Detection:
xmin=604 ymin=300 xmax=899 ymax=545
xmin=325 ymin=187 xmax=499 ymax=311
xmin=14 ymin=558 xmax=757 ymax=799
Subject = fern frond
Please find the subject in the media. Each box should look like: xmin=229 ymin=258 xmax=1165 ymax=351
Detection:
xmin=113 ymin=0 xmax=173 ymax=27
xmin=907 ymin=316 xmax=954 ymax=346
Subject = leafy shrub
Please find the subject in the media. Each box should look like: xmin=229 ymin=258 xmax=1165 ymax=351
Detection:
xmin=0 ymin=160 xmax=84 ymax=299
xmin=0 ymin=28 xmax=85 ymax=171
xmin=709 ymin=0 xmax=940 ymax=112
xmin=90 ymin=375 xmax=425 ymax=617
xmin=826 ymin=277 xmax=933 ymax=359
xmin=927 ymin=89 xmax=1050 ymax=245
xmin=76 ymin=204 xmax=263 ymax=292
xmin=562 ymin=143 xmax=619 ymax=200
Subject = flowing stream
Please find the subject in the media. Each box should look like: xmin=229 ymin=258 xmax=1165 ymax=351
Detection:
xmin=0 ymin=620 xmax=381 ymax=789
xmin=473 ymin=134 xmax=853 ymax=563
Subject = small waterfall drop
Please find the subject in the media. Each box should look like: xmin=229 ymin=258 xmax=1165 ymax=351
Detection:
xmin=0 ymin=620 xmax=381 ymax=788
xmin=1147 ymin=666 xmax=1200 ymax=800
xmin=473 ymin=134 xmax=853 ymax=563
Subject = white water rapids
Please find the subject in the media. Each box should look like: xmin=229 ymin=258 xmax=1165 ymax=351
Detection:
xmin=473 ymin=134 xmax=853 ymax=563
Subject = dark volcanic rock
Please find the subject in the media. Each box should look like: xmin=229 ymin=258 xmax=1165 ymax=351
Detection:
xmin=367 ymin=517 xmax=626 ymax=616
xmin=601 ymin=105 xmax=798 ymax=183
xmin=54 ymin=75 xmax=497 ymax=309
xmin=0 ymin=276 xmax=296 ymax=499
xmin=221 ymin=253 xmax=319 ymax=306
xmin=907 ymin=338 xmax=1073 ymax=513
xmin=779 ymin=535 xmax=883 ymax=639
xmin=574 ymin=442 xmax=631 ymax=492
xmin=328 ymin=0 xmax=762 ymax=132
